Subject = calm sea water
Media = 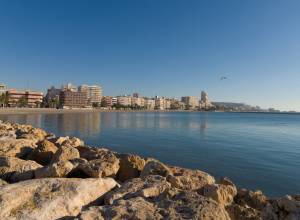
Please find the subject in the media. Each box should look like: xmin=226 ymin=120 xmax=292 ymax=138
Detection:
xmin=0 ymin=112 xmax=299 ymax=197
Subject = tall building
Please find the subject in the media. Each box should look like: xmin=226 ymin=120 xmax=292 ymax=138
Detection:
xmin=181 ymin=96 xmax=199 ymax=109
xmin=199 ymin=91 xmax=213 ymax=109
xmin=78 ymin=84 xmax=102 ymax=106
xmin=6 ymin=89 xmax=43 ymax=107
xmin=59 ymin=90 xmax=88 ymax=109
xmin=0 ymin=83 xmax=6 ymax=94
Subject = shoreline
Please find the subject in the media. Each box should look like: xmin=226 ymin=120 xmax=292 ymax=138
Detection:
xmin=0 ymin=107 xmax=298 ymax=115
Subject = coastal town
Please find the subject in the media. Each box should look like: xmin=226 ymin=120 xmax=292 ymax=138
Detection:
xmin=0 ymin=82 xmax=279 ymax=112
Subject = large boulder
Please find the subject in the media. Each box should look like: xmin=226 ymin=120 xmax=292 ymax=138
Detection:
xmin=51 ymin=145 xmax=80 ymax=163
xmin=34 ymin=160 xmax=74 ymax=178
xmin=105 ymin=175 xmax=171 ymax=205
xmin=77 ymin=146 xmax=112 ymax=161
xmin=0 ymin=156 xmax=42 ymax=182
xmin=26 ymin=139 xmax=58 ymax=165
xmin=77 ymin=152 xmax=120 ymax=178
xmin=167 ymin=166 xmax=215 ymax=191
xmin=79 ymin=197 xmax=162 ymax=220
xmin=235 ymin=189 xmax=268 ymax=211
xmin=140 ymin=159 xmax=171 ymax=178
xmin=0 ymin=177 xmax=118 ymax=220
xmin=16 ymin=127 xmax=48 ymax=142
xmin=202 ymin=177 xmax=237 ymax=206
xmin=0 ymin=138 xmax=37 ymax=158
xmin=117 ymin=154 xmax=146 ymax=182
xmin=226 ymin=203 xmax=262 ymax=220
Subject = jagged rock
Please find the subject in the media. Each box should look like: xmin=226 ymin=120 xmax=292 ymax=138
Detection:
xmin=34 ymin=160 xmax=74 ymax=178
xmin=105 ymin=175 xmax=171 ymax=205
xmin=226 ymin=203 xmax=262 ymax=220
xmin=0 ymin=177 xmax=118 ymax=220
xmin=77 ymin=152 xmax=120 ymax=178
xmin=0 ymin=156 xmax=42 ymax=182
xmin=235 ymin=189 xmax=268 ymax=211
xmin=0 ymin=179 xmax=8 ymax=186
xmin=117 ymin=154 xmax=146 ymax=182
xmin=167 ymin=166 xmax=215 ymax=191
xmin=54 ymin=136 xmax=84 ymax=148
xmin=80 ymin=197 xmax=162 ymax=220
xmin=26 ymin=140 xmax=58 ymax=165
xmin=0 ymin=138 xmax=37 ymax=158
xmin=77 ymin=146 xmax=112 ymax=161
xmin=0 ymin=129 xmax=16 ymax=140
xmin=51 ymin=145 xmax=80 ymax=163
xmin=140 ymin=159 xmax=171 ymax=178
xmin=17 ymin=127 xmax=48 ymax=142
xmin=157 ymin=190 xmax=230 ymax=220
xmin=202 ymin=177 xmax=237 ymax=206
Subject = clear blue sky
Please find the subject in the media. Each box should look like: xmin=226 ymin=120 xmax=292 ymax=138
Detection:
xmin=0 ymin=0 xmax=299 ymax=111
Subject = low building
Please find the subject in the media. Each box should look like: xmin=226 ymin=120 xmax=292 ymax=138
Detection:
xmin=6 ymin=89 xmax=43 ymax=107
xmin=112 ymin=97 xmax=118 ymax=105
xmin=131 ymin=97 xmax=144 ymax=107
xmin=155 ymin=97 xmax=165 ymax=110
xmin=59 ymin=90 xmax=88 ymax=109
xmin=101 ymin=96 xmax=113 ymax=107
xmin=117 ymin=96 xmax=132 ymax=106
xmin=145 ymin=99 xmax=155 ymax=110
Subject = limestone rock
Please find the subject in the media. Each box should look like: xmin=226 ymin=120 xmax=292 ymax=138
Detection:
xmin=51 ymin=145 xmax=80 ymax=163
xmin=105 ymin=175 xmax=171 ymax=205
xmin=235 ymin=189 xmax=268 ymax=211
xmin=26 ymin=139 xmax=58 ymax=165
xmin=34 ymin=160 xmax=74 ymax=178
xmin=0 ymin=177 xmax=118 ymax=220
xmin=54 ymin=136 xmax=84 ymax=148
xmin=77 ymin=152 xmax=120 ymax=178
xmin=117 ymin=154 xmax=146 ymax=182
xmin=77 ymin=146 xmax=112 ymax=161
xmin=140 ymin=160 xmax=171 ymax=178
xmin=226 ymin=203 xmax=262 ymax=220
xmin=0 ymin=138 xmax=37 ymax=158
xmin=167 ymin=166 xmax=215 ymax=191
xmin=0 ymin=156 xmax=42 ymax=182
xmin=81 ymin=197 xmax=162 ymax=220
xmin=17 ymin=127 xmax=48 ymax=142
xmin=0 ymin=179 xmax=8 ymax=186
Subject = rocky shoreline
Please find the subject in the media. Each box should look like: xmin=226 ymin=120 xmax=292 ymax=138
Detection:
xmin=0 ymin=120 xmax=299 ymax=220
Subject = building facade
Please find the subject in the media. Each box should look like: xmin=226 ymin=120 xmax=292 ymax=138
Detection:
xmin=144 ymin=99 xmax=155 ymax=110
xmin=101 ymin=96 xmax=113 ymax=108
xmin=45 ymin=86 xmax=61 ymax=108
xmin=199 ymin=91 xmax=213 ymax=109
xmin=117 ymin=96 xmax=132 ymax=106
xmin=6 ymin=89 xmax=43 ymax=107
xmin=59 ymin=91 xmax=88 ymax=109
xmin=61 ymin=83 xmax=77 ymax=92
xmin=181 ymin=96 xmax=199 ymax=109
xmin=78 ymin=84 xmax=102 ymax=106
xmin=0 ymin=83 xmax=6 ymax=95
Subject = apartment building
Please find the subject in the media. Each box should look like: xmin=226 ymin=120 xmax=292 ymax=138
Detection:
xmin=181 ymin=96 xmax=199 ymax=109
xmin=101 ymin=96 xmax=113 ymax=107
xmin=6 ymin=89 xmax=43 ymax=107
xmin=117 ymin=96 xmax=132 ymax=106
xmin=78 ymin=84 xmax=102 ymax=106
xmin=131 ymin=97 xmax=144 ymax=107
xmin=59 ymin=90 xmax=88 ymax=109
xmin=0 ymin=83 xmax=6 ymax=94
xmin=144 ymin=99 xmax=155 ymax=110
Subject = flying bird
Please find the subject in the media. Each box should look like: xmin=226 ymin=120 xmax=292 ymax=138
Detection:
xmin=220 ymin=76 xmax=227 ymax=80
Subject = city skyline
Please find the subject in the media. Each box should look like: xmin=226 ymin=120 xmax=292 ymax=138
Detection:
xmin=1 ymin=1 xmax=300 ymax=111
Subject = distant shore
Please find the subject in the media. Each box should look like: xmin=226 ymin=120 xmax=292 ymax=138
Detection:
xmin=0 ymin=107 xmax=298 ymax=115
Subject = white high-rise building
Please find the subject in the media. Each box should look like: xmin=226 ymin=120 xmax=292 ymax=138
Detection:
xmin=78 ymin=84 xmax=102 ymax=106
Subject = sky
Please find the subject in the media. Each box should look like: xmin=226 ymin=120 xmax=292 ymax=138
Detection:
xmin=0 ymin=0 xmax=299 ymax=111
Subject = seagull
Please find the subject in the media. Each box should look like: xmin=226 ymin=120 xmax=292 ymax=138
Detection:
xmin=220 ymin=76 xmax=227 ymax=80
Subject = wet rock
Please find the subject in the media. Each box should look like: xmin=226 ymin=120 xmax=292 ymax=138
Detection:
xmin=51 ymin=145 xmax=80 ymax=163
xmin=0 ymin=156 xmax=42 ymax=182
xmin=77 ymin=152 xmax=120 ymax=178
xmin=0 ymin=178 xmax=118 ymax=220
xmin=35 ymin=160 xmax=74 ymax=178
xmin=167 ymin=166 xmax=215 ymax=191
xmin=26 ymin=139 xmax=58 ymax=165
xmin=140 ymin=159 xmax=171 ymax=178
xmin=0 ymin=138 xmax=37 ymax=158
xmin=117 ymin=154 xmax=146 ymax=182
xmin=105 ymin=175 xmax=171 ymax=205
